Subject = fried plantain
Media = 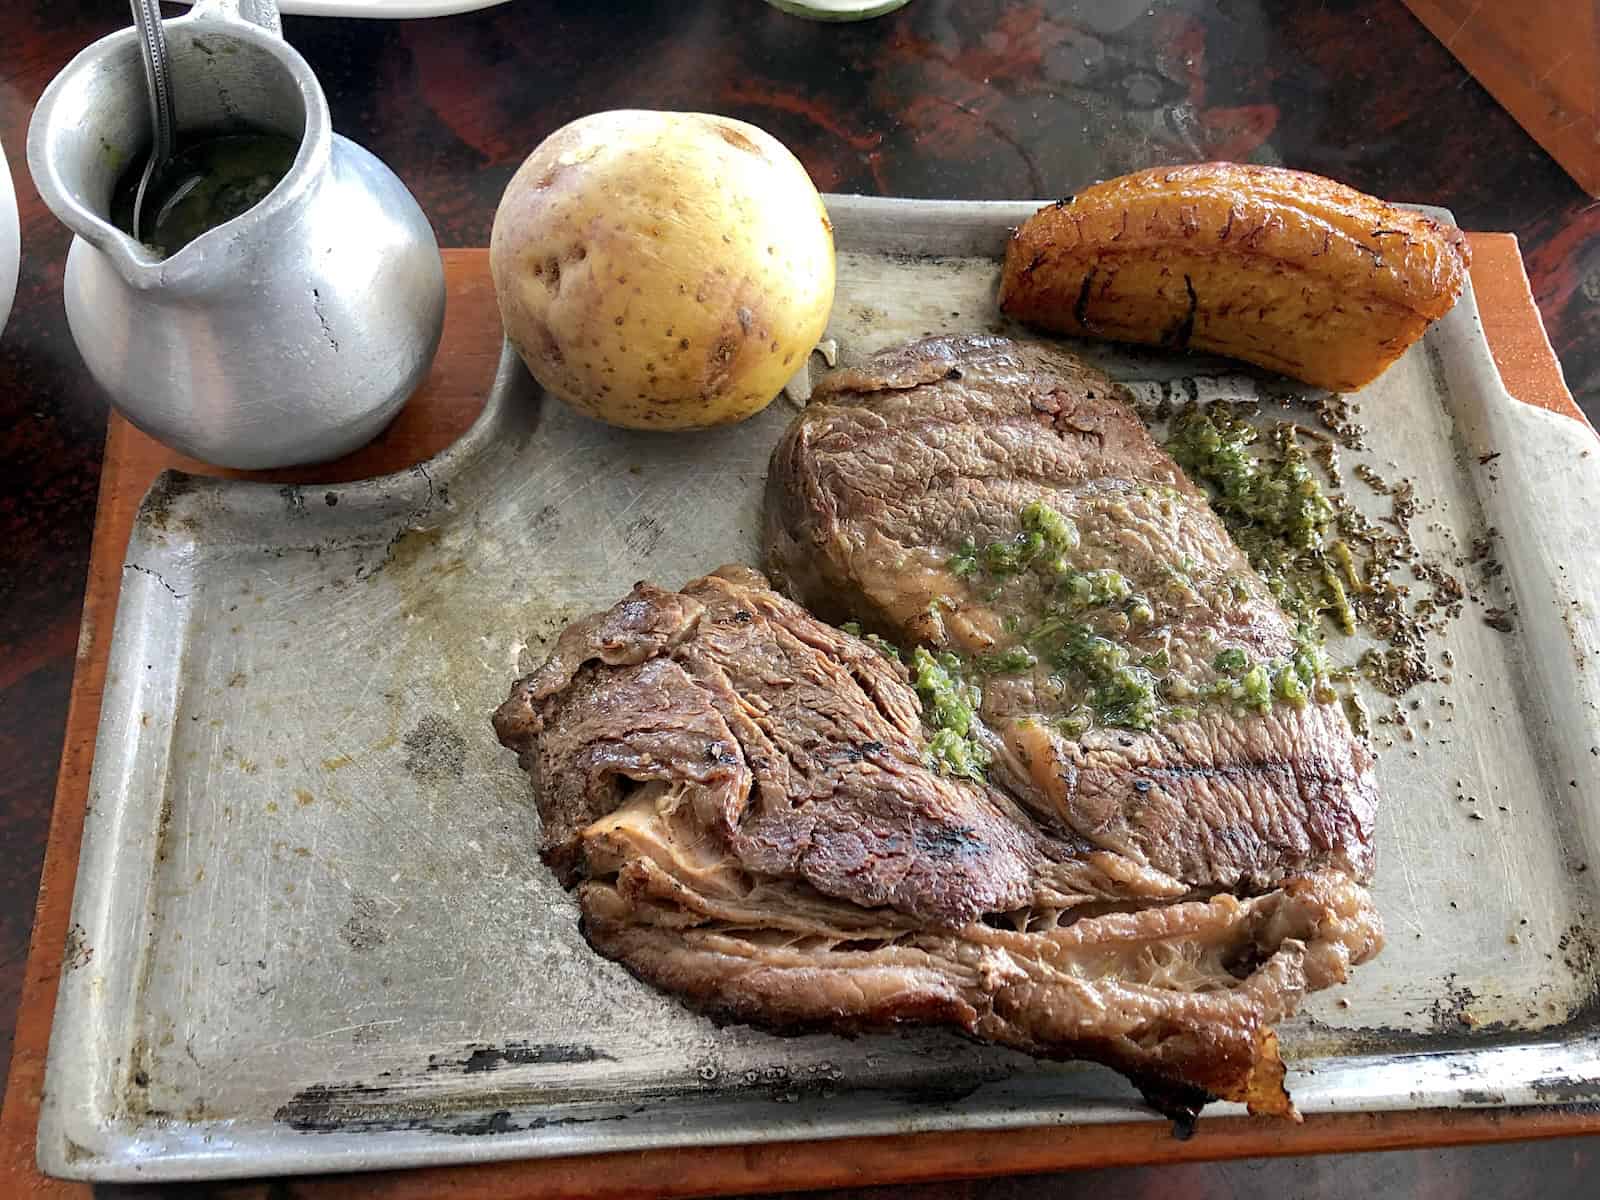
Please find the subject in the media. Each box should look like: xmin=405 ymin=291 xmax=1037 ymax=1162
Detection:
xmin=998 ymin=163 xmax=1470 ymax=391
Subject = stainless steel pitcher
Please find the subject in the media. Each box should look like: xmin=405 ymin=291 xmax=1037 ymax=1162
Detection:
xmin=28 ymin=0 xmax=446 ymax=469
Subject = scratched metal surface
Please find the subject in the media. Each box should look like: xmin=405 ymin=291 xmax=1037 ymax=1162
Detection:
xmin=37 ymin=198 xmax=1600 ymax=1182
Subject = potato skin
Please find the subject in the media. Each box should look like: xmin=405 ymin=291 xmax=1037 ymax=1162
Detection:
xmin=999 ymin=163 xmax=1470 ymax=391
xmin=491 ymin=110 xmax=835 ymax=430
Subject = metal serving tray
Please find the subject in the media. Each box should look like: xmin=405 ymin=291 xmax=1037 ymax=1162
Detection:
xmin=38 ymin=197 xmax=1600 ymax=1182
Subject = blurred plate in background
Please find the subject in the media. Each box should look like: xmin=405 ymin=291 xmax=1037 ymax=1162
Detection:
xmin=177 ymin=0 xmax=510 ymax=18
xmin=0 ymin=138 xmax=18 ymax=338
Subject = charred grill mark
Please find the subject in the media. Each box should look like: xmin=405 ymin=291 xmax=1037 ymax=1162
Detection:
xmin=1131 ymin=752 xmax=1374 ymax=857
xmin=703 ymin=740 xmax=739 ymax=766
xmin=1022 ymin=251 xmax=1048 ymax=277
xmin=1143 ymin=758 xmax=1294 ymax=784
xmin=913 ymin=825 xmax=988 ymax=859
xmin=1162 ymin=274 xmax=1198 ymax=351
xmin=834 ymin=651 xmax=919 ymax=740
xmin=1351 ymin=240 xmax=1384 ymax=268
xmin=1073 ymin=267 xmax=1098 ymax=330
xmin=1219 ymin=204 xmax=1236 ymax=241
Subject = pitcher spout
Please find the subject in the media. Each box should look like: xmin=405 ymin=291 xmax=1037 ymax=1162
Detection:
xmin=27 ymin=4 xmax=327 ymax=290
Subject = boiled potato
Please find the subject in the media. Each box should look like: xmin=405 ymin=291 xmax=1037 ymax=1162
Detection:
xmin=490 ymin=110 xmax=835 ymax=430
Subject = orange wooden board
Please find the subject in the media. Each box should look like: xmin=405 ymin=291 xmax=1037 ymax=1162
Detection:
xmin=1404 ymin=1 xmax=1600 ymax=196
xmin=2 ymin=240 xmax=1592 ymax=1199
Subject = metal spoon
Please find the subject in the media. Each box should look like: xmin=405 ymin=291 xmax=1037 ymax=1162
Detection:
xmin=128 ymin=0 xmax=177 ymax=243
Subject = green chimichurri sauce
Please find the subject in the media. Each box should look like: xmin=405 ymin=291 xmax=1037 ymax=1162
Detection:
xmin=949 ymin=499 xmax=1083 ymax=580
xmin=846 ymin=393 xmax=1451 ymax=778
xmin=908 ymin=647 xmax=989 ymax=779
xmin=853 ymin=482 xmax=1350 ymax=782
xmin=840 ymin=622 xmax=902 ymax=662
xmin=1163 ymin=403 xmax=1366 ymax=715
xmin=1166 ymin=405 xmax=1356 ymax=636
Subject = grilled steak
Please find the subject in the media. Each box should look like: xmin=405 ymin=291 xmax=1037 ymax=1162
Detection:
xmin=766 ymin=335 xmax=1380 ymax=898
xmin=494 ymin=561 xmax=1382 ymax=1119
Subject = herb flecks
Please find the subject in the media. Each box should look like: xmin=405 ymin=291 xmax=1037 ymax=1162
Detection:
xmin=1167 ymin=406 xmax=1355 ymax=636
xmin=1025 ymin=619 xmax=1161 ymax=731
xmin=1165 ymin=396 xmax=1476 ymax=732
xmin=947 ymin=500 xmax=1082 ymax=580
xmin=1168 ymin=406 xmax=1334 ymax=551
xmin=841 ymin=621 xmax=903 ymax=662
xmin=909 ymin=647 xmax=989 ymax=780
xmin=939 ymin=490 xmax=1339 ymax=739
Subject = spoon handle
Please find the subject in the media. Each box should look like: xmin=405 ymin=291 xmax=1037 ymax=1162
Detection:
xmin=129 ymin=0 xmax=175 ymax=168
xmin=128 ymin=0 xmax=176 ymax=243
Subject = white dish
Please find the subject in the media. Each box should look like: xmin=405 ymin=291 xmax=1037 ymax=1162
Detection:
xmin=177 ymin=0 xmax=510 ymax=18
xmin=764 ymin=0 xmax=913 ymax=19
xmin=0 ymin=138 xmax=18 ymax=338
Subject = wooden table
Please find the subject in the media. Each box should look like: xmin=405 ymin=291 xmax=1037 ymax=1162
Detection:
xmin=2 ymin=2 xmax=1597 ymax=1196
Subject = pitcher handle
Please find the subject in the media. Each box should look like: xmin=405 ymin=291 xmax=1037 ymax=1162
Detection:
xmin=190 ymin=0 xmax=283 ymax=37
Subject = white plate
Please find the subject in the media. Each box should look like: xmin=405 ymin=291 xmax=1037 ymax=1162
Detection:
xmin=178 ymin=0 xmax=510 ymax=18
xmin=0 ymin=138 xmax=17 ymax=337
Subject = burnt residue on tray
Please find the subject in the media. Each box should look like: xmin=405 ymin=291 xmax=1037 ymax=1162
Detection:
xmin=340 ymin=896 xmax=389 ymax=952
xmin=274 ymin=1081 xmax=641 ymax=1136
xmin=63 ymin=922 xmax=92 ymax=972
xmin=1527 ymin=1074 xmax=1600 ymax=1105
xmin=426 ymin=1042 xmax=617 ymax=1074
xmin=273 ymin=1063 xmax=1008 ymax=1137
xmin=274 ymin=1031 xmax=1017 ymax=1139
xmin=402 ymin=714 xmax=468 ymax=783
xmin=623 ymin=513 xmax=666 ymax=557
xmin=137 ymin=470 xmax=202 ymax=535
xmin=1560 ymin=924 xmax=1599 ymax=975
xmin=1427 ymin=974 xmax=1482 ymax=1034
xmin=121 ymin=1035 xmax=174 ymax=1123
xmin=276 ymin=1042 xmax=629 ymax=1134
xmin=1295 ymin=958 xmax=1600 ymax=1067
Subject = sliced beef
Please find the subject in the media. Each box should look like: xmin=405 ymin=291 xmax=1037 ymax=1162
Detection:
xmin=765 ymin=335 xmax=1379 ymax=895
xmin=494 ymin=566 xmax=1383 ymax=1119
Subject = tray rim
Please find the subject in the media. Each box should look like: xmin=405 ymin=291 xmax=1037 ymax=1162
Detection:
xmin=20 ymin=206 xmax=1600 ymax=1187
